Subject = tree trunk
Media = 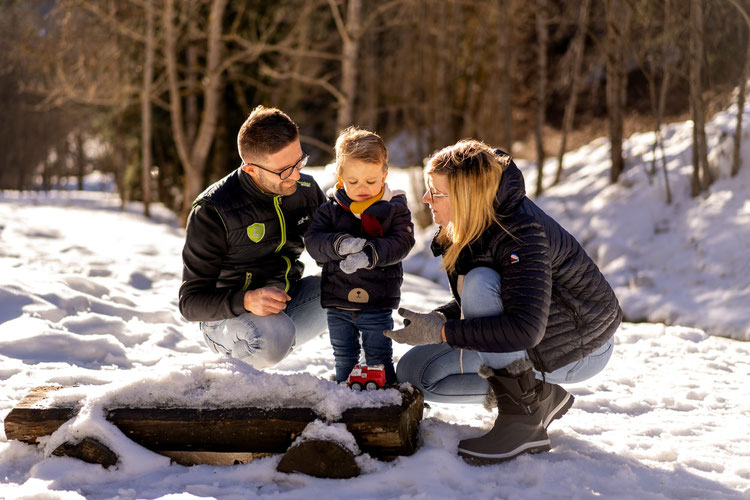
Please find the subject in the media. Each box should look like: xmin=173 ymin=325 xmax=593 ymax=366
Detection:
xmin=42 ymin=155 xmax=52 ymax=193
xmin=733 ymin=68 xmax=747 ymax=178
xmin=186 ymin=14 xmax=199 ymax=145
xmin=461 ymin=6 xmax=489 ymax=139
xmin=76 ymin=131 xmax=85 ymax=191
xmin=141 ymin=0 xmax=154 ymax=218
xmin=332 ymin=0 xmax=361 ymax=132
xmin=658 ymin=0 xmax=673 ymax=203
xmin=605 ymin=0 xmax=627 ymax=183
xmin=534 ymin=0 xmax=548 ymax=197
xmin=165 ymin=0 xmax=228 ymax=222
xmin=733 ymin=22 xmax=749 ymax=177
xmin=555 ymin=0 xmax=591 ymax=186
xmin=689 ymin=0 xmax=712 ymax=194
xmin=500 ymin=0 xmax=514 ymax=154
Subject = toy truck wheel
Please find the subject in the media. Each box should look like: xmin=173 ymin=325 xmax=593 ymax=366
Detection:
xmin=350 ymin=382 xmax=363 ymax=391
xmin=365 ymin=381 xmax=379 ymax=391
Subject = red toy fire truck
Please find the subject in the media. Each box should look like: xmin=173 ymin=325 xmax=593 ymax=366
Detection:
xmin=346 ymin=364 xmax=386 ymax=390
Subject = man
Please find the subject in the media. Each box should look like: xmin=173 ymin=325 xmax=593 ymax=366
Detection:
xmin=179 ymin=105 xmax=328 ymax=369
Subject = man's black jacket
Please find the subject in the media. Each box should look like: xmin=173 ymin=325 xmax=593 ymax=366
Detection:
xmin=434 ymin=158 xmax=622 ymax=372
xmin=179 ymin=168 xmax=326 ymax=322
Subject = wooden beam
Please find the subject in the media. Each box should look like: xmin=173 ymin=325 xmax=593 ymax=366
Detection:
xmin=4 ymin=385 xmax=424 ymax=462
xmin=3 ymin=386 xmax=75 ymax=444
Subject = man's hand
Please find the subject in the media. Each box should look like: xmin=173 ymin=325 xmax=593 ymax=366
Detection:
xmin=384 ymin=308 xmax=446 ymax=346
xmin=243 ymin=287 xmax=291 ymax=316
xmin=336 ymin=235 xmax=366 ymax=256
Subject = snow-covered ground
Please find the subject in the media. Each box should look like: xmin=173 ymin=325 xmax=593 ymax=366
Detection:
xmin=1 ymin=102 xmax=750 ymax=499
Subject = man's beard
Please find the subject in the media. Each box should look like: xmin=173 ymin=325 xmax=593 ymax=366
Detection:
xmin=279 ymin=180 xmax=298 ymax=196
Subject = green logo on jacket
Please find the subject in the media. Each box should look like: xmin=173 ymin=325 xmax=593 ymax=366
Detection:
xmin=247 ymin=223 xmax=265 ymax=243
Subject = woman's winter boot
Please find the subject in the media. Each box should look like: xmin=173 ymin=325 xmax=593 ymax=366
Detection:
xmin=457 ymin=359 xmax=573 ymax=465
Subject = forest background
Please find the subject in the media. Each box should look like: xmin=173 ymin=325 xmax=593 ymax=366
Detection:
xmin=1 ymin=0 xmax=749 ymax=223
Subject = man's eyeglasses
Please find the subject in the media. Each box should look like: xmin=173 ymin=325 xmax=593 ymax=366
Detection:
xmin=243 ymin=152 xmax=309 ymax=180
xmin=425 ymin=188 xmax=449 ymax=203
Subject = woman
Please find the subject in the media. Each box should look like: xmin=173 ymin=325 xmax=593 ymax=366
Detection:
xmin=385 ymin=140 xmax=621 ymax=464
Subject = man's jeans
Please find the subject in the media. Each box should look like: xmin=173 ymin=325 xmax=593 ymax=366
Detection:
xmin=201 ymin=276 xmax=328 ymax=370
xmin=327 ymin=308 xmax=395 ymax=384
xmin=396 ymin=267 xmax=615 ymax=403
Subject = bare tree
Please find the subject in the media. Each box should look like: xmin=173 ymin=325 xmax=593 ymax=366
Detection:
xmin=141 ymin=0 xmax=155 ymax=217
xmin=726 ymin=0 xmax=750 ymax=177
xmin=534 ymin=0 xmax=548 ymax=196
xmin=164 ymin=0 xmax=228 ymax=219
xmin=499 ymin=0 xmax=515 ymax=154
xmin=605 ymin=0 xmax=630 ymax=184
xmin=689 ymin=0 xmax=713 ymax=196
xmin=632 ymin=0 xmax=675 ymax=203
xmin=328 ymin=0 xmax=361 ymax=132
xmin=554 ymin=0 xmax=590 ymax=186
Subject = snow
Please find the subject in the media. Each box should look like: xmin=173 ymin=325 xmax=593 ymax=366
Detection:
xmin=290 ymin=421 xmax=360 ymax=455
xmin=2 ymin=102 xmax=750 ymax=498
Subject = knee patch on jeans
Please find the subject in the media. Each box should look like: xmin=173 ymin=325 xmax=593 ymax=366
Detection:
xmin=247 ymin=321 xmax=295 ymax=369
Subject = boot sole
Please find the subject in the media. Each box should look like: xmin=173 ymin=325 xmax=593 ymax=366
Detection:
xmin=543 ymin=392 xmax=575 ymax=429
xmin=457 ymin=439 xmax=552 ymax=465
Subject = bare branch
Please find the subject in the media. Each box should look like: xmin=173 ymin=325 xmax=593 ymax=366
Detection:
xmin=327 ymin=0 xmax=350 ymax=44
xmin=70 ymin=0 xmax=146 ymax=43
xmin=260 ymin=64 xmax=346 ymax=102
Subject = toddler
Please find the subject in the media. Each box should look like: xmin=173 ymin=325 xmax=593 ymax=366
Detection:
xmin=305 ymin=127 xmax=415 ymax=384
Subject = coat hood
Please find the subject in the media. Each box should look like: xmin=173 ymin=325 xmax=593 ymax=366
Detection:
xmin=493 ymin=153 xmax=526 ymax=216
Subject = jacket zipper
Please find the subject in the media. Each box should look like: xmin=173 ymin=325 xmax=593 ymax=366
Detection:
xmin=273 ymin=196 xmax=291 ymax=292
xmin=241 ymin=272 xmax=252 ymax=292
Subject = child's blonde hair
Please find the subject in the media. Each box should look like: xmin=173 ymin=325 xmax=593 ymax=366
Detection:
xmin=334 ymin=127 xmax=388 ymax=176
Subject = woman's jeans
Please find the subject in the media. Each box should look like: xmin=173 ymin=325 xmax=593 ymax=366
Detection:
xmin=396 ymin=267 xmax=615 ymax=403
xmin=327 ymin=308 xmax=395 ymax=384
xmin=201 ymin=276 xmax=328 ymax=370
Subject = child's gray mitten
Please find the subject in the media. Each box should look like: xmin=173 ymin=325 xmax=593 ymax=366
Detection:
xmin=337 ymin=236 xmax=366 ymax=256
xmin=339 ymin=251 xmax=370 ymax=274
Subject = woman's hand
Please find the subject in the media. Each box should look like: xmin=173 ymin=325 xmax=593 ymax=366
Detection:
xmin=384 ymin=308 xmax=446 ymax=345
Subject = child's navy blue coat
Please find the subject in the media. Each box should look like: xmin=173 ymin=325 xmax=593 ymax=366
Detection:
xmin=304 ymin=190 xmax=415 ymax=310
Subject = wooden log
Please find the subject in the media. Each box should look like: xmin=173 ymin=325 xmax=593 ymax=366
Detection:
xmin=4 ymin=385 xmax=424 ymax=464
xmin=3 ymin=386 xmax=75 ymax=444
xmin=158 ymin=451 xmax=274 ymax=466
xmin=277 ymin=439 xmax=360 ymax=478
xmin=52 ymin=437 xmax=118 ymax=468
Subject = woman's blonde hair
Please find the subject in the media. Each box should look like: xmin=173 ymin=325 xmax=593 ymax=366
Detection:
xmin=425 ymin=139 xmax=509 ymax=273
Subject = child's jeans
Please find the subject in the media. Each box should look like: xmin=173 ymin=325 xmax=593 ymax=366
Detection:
xmin=327 ymin=308 xmax=395 ymax=384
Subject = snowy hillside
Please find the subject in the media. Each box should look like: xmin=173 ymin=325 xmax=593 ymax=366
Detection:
xmin=518 ymin=104 xmax=750 ymax=342
xmin=1 ymin=103 xmax=750 ymax=498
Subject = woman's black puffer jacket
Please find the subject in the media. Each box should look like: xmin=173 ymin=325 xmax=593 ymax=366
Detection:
xmin=435 ymin=158 xmax=622 ymax=372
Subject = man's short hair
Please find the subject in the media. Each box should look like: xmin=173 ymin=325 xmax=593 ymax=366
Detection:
xmin=238 ymin=105 xmax=299 ymax=163
xmin=334 ymin=126 xmax=388 ymax=175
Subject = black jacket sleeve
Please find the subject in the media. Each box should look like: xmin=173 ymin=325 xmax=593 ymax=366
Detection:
xmin=178 ymin=202 xmax=246 ymax=322
xmin=364 ymin=197 xmax=415 ymax=268
xmin=434 ymin=299 xmax=462 ymax=320
xmin=444 ymin=217 xmax=553 ymax=352
xmin=304 ymin=201 xmax=348 ymax=264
